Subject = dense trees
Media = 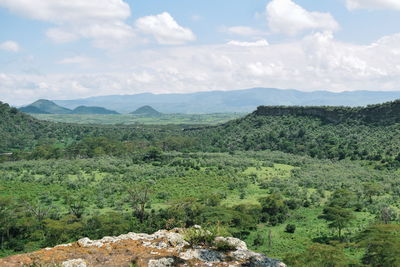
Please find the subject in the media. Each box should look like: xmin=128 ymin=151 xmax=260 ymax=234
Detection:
xmin=1 ymin=101 xmax=400 ymax=265
xmin=1 ymin=151 xmax=398 ymax=264
xmin=358 ymin=224 xmax=400 ymax=267
xmin=189 ymin=113 xmax=400 ymax=164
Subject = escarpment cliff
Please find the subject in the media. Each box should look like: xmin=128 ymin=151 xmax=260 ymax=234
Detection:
xmin=0 ymin=228 xmax=286 ymax=267
xmin=254 ymin=99 xmax=400 ymax=124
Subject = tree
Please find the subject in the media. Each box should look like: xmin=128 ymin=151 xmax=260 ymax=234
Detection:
xmin=259 ymin=194 xmax=288 ymax=225
xmin=320 ymin=206 xmax=354 ymax=238
xmin=320 ymin=189 xmax=355 ymax=238
xmin=63 ymin=193 xmax=87 ymax=219
xmin=284 ymin=243 xmax=351 ymax=267
xmin=143 ymin=146 xmax=163 ymax=161
xmin=0 ymin=197 xmax=14 ymax=250
xmin=328 ymin=189 xmax=356 ymax=208
xmin=363 ymin=182 xmax=383 ymax=204
xmin=127 ymin=181 xmax=154 ymax=222
xmin=358 ymin=224 xmax=400 ymax=267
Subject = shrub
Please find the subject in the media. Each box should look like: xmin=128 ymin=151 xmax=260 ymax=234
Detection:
xmin=182 ymin=227 xmax=215 ymax=246
xmin=214 ymin=239 xmax=236 ymax=251
xmin=285 ymin=224 xmax=296 ymax=233
xmin=182 ymin=225 xmax=230 ymax=247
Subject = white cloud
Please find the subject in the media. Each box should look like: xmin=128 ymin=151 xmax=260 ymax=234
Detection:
xmin=346 ymin=0 xmax=400 ymax=10
xmin=58 ymin=56 xmax=93 ymax=66
xmin=0 ymin=40 xmax=20 ymax=52
xmin=135 ymin=12 xmax=196 ymax=45
xmin=227 ymin=39 xmax=269 ymax=47
xmin=266 ymin=0 xmax=339 ymax=35
xmin=0 ymin=0 xmax=134 ymax=47
xmin=223 ymin=26 xmax=265 ymax=37
xmin=46 ymin=28 xmax=78 ymax=43
xmin=3 ymin=32 xmax=400 ymax=106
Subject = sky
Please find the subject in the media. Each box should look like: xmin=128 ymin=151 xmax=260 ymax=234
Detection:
xmin=1 ymin=0 xmax=400 ymax=105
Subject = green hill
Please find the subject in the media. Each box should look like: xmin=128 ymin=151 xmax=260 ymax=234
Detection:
xmin=189 ymin=100 xmax=400 ymax=162
xmin=20 ymin=99 xmax=71 ymax=114
xmin=0 ymin=101 xmax=175 ymax=153
xmin=130 ymin=105 xmax=162 ymax=117
xmin=0 ymin=102 xmax=47 ymax=152
xmin=254 ymin=99 xmax=400 ymax=125
xmin=71 ymin=106 xmax=119 ymax=115
xmin=19 ymin=106 xmax=50 ymax=114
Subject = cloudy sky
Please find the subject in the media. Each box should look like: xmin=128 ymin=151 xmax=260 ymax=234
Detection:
xmin=1 ymin=0 xmax=400 ymax=105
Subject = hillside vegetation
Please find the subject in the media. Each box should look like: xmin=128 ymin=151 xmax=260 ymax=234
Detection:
xmin=190 ymin=100 xmax=400 ymax=167
xmin=1 ymin=99 xmax=400 ymax=266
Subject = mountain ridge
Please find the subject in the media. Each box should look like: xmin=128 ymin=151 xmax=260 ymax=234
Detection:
xmin=51 ymin=88 xmax=400 ymax=114
xmin=19 ymin=100 xmax=120 ymax=115
xmin=253 ymin=99 xmax=400 ymax=124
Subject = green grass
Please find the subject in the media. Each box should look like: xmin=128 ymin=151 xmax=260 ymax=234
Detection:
xmin=31 ymin=113 xmax=246 ymax=125
xmin=246 ymin=207 xmax=375 ymax=260
xmin=243 ymin=164 xmax=295 ymax=180
xmin=0 ymin=151 xmax=393 ymax=263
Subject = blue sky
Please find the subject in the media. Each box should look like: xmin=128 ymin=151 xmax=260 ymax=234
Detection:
xmin=1 ymin=0 xmax=400 ymax=105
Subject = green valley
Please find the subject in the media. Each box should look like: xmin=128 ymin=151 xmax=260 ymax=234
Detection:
xmin=1 ymin=100 xmax=399 ymax=266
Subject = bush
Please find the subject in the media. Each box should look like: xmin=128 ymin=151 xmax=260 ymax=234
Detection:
xmin=285 ymin=224 xmax=296 ymax=233
xmin=182 ymin=227 xmax=216 ymax=246
xmin=214 ymin=239 xmax=236 ymax=251
xmin=182 ymin=225 xmax=230 ymax=247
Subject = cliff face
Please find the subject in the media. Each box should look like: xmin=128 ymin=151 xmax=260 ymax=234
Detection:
xmin=254 ymin=99 xmax=400 ymax=124
xmin=0 ymin=228 xmax=286 ymax=267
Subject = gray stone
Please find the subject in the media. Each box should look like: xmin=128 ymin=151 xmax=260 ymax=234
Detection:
xmin=148 ymin=257 xmax=175 ymax=267
xmin=180 ymin=249 xmax=223 ymax=262
xmin=77 ymin=237 xmax=104 ymax=248
xmin=62 ymin=258 xmax=87 ymax=267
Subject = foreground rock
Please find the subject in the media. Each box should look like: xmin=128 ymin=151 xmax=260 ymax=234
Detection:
xmin=0 ymin=228 xmax=286 ymax=267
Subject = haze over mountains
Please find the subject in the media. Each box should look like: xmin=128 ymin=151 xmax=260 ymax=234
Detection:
xmin=51 ymin=88 xmax=400 ymax=114
xmin=19 ymin=100 xmax=120 ymax=115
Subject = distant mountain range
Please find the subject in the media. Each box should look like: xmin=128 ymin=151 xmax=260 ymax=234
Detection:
xmin=19 ymin=100 xmax=119 ymax=115
xmin=49 ymin=88 xmax=400 ymax=114
xmin=71 ymin=106 xmax=119 ymax=115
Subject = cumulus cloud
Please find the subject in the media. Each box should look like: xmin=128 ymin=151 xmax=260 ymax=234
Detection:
xmin=266 ymin=0 xmax=339 ymax=35
xmin=0 ymin=0 xmax=134 ymax=47
xmin=3 ymin=32 xmax=400 ymax=105
xmin=346 ymin=0 xmax=400 ymax=10
xmin=223 ymin=26 xmax=265 ymax=37
xmin=227 ymin=40 xmax=269 ymax=47
xmin=135 ymin=12 xmax=196 ymax=45
xmin=0 ymin=40 xmax=20 ymax=52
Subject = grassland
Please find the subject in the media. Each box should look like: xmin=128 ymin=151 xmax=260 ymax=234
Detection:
xmin=31 ymin=113 xmax=246 ymax=125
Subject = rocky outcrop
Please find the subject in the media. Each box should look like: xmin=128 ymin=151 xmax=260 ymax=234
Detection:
xmin=0 ymin=228 xmax=286 ymax=267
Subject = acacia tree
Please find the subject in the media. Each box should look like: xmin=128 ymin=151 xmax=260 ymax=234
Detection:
xmin=358 ymin=224 xmax=400 ymax=267
xmin=127 ymin=181 xmax=154 ymax=222
xmin=0 ymin=197 xmax=14 ymax=250
xmin=363 ymin=182 xmax=383 ymax=204
xmin=320 ymin=189 xmax=355 ymax=238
